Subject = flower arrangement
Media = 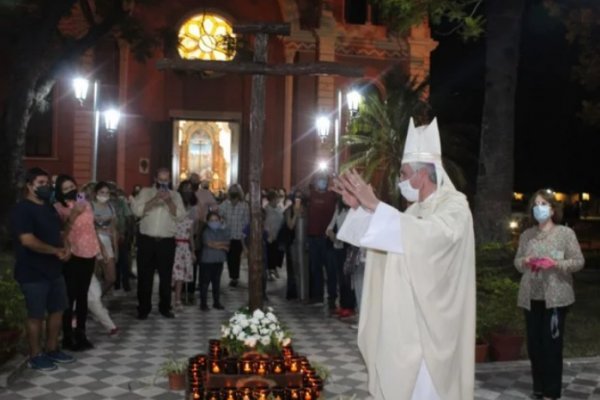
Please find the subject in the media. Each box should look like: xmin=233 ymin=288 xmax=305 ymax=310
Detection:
xmin=220 ymin=307 xmax=291 ymax=356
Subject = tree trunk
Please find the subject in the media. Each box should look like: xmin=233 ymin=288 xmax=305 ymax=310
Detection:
xmin=473 ymin=0 xmax=525 ymax=245
xmin=0 ymin=76 xmax=39 ymax=246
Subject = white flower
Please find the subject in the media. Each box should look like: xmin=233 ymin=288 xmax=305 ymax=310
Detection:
xmin=276 ymin=331 xmax=284 ymax=341
xmin=250 ymin=317 xmax=260 ymax=326
xmin=261 ymin=318 xmax=270 ymax=326
xmin=253 ymin=309 xmax=265 ymax=319
xmin=250 ymin=324 xmax=258 ymax=333
xmin=240 ymin=319 xmax=249 ymax=328
xmin=260 ymin=337 xmax=271 ymax=346
xmin=222 ymin=327 xmax=231 ymax=337
xmin=244 ymin=337 xmax=258 ymax=347
xmin=237 ymin=331 xmax=247 ymax=341
xmin=232 ymin=325 xmax=242 ymax=335
xmin=266 ymin=312 xmax=277 ymax=322
xmin=282 ymin=337 xmax=291 ymax=346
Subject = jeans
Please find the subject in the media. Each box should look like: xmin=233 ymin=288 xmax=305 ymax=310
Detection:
xmin=199 ymin=262 xmax=224 ymax=306
xmin=308 ymin=236 xmax=336 ymax=302
xmin=115 ymin=241 xmax=131 ymax=291
xmin=329 ymin=247 xmax=355 ymax=309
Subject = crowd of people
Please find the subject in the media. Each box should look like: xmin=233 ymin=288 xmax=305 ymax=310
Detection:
xmin=11 ymin=166 xmax=363 ymax=371
xmin=10 ymin=117 xmax=586 ymax=400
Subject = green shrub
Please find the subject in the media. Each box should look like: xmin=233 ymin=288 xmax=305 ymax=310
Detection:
xmin=0 ymin=264 xmax=25 ymax=332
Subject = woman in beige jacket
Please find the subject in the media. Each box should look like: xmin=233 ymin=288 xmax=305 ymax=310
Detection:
xmin=514 ymin=189 xmax=584 ymax=400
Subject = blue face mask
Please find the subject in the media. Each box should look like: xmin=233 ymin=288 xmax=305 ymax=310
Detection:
xmin=316 ymin=179 xmax=327 ymax=191
xmin=208 ymin=221 xmax=221 ymax=230
xmin=533 ymin=204 xmax=551 ymax=223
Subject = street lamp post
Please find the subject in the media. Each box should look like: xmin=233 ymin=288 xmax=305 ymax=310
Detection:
xmin=73 ymin=78 xmax=121 ymax=182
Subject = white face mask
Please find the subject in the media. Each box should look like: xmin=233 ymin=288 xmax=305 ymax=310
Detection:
xmin=398 ymin=178 xmax=420 ymax=202
xmin=96 ymin=195 xmax=110 ymax=204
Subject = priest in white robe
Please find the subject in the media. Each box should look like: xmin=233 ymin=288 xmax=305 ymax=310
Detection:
xmin=334 ymin=118 xmax=475 ymax=400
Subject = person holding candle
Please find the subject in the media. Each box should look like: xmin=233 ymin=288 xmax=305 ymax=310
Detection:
xmin=334 ymin=118 xmax=475 ymax=400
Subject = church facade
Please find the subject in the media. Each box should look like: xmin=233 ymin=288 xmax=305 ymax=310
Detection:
xmin=24 ymin=0 xmax=437 ymax=193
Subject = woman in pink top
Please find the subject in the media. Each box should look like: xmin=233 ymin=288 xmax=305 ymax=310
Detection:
xmin=54 ymin=175 xmax=100 ymax=351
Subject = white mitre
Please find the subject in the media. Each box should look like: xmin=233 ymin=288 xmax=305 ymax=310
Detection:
xmin=402 ymin=117 xmax=455 ymax=190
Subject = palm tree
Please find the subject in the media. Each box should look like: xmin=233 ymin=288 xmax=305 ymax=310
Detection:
xmin=340 ymin=73 xmax=472 ymax=207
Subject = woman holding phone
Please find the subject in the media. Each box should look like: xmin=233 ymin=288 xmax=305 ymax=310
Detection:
xmin=514 ymin=189 xmax=584 ymax=400
xmin=54 ymin=175 xmax=100 ymax=351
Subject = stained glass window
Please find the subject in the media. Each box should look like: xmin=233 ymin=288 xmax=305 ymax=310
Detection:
xmin=178 ymin=14 xmax=236 ymax=61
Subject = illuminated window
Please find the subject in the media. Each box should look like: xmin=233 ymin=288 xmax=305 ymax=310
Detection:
xmin=178 ymin=13 xmax=236 ymax=61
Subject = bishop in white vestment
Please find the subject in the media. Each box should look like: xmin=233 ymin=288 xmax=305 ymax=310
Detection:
xmin=335 ymin=118 xmax=476 ymax=400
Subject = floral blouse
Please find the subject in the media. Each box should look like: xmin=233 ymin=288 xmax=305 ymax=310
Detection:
xmin=55 ymin=201 xmax=100 ymax=259
xmin=514 ymin=225 xmax=584 ymax=310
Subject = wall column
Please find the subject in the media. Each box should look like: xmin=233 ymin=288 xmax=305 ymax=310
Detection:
xmin=282 ymin=47 xmax=296 ymax=190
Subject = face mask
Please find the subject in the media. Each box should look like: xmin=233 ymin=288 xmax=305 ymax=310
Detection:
xmin=208 ymin=221 xmax=221 ymax=230
xmin=97 ymin=195 xmax=110 ymax=204
xmin=316 ymin=179 xmax=327 ymax=191
xmin=156 ymin=181 xmax=170 ymax=191
xmin=398 ymin=178 xmax=420 ymax=203
xmin=63 ymin=190 xmax=77 ymax=201
xmin=34 ymin=185 xmax=53 ymax=201
xmin=533 ymin=204 xmax=552 ymax=223
xmin=229 ymin=192 xmax=240 ymax=200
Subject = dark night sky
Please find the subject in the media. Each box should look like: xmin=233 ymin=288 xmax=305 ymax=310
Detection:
xmin=429 ymin=0 xmax=599 ymax=194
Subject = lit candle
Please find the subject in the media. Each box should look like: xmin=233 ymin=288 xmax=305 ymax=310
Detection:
xmin=211 ymin=361 xmax=221 ymax=374
xmin=257 ymin=361 xmax=266 ymax=375
xmin=290 ymin=360 xmax=299 ymax=373
xmin=242 ymin=360 xmax=252 ymax=374
xmin=225 ymin=389 xmax=235 ymax=400
xmin=304 ymin=388 xmax=313 ymax=400
xmin=274 ymin=365 xmax=282 ymax=374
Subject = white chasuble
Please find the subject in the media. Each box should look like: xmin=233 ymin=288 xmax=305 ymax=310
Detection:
xmin=337 ymin=188 xmax=476 ymax=400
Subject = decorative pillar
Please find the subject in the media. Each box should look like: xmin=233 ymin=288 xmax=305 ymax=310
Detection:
xmin=315 ymin=3 xmax=337 ymax=167
xmin=407 ymin=20 xmax=438 ymax=97
xmin=116 ymin=41 xmax=130 ymax=189
xmin=282 ymin=46 xmax=295 ymax=190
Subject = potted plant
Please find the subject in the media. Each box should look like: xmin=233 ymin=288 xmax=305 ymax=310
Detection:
xmin=0 ymin=265 xmax=26 ymax=365
xmin=479 ymin=271 xmax=524 ymax=361
xmin=156 ymin=357 xmax=188 ymax=391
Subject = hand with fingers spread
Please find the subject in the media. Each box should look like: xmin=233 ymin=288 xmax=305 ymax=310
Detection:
xmin=335 ymin=169 xmax=380 ymax=212
xmin=332 ymin=176 xmax=360 ymax=210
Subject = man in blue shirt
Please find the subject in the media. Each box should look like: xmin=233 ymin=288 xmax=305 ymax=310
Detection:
xmin=11 ymin=167 xmax=75 ymax=370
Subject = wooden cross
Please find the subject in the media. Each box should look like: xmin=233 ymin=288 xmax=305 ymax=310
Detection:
xmin=157 ymin=23 xmax=363 ymax=311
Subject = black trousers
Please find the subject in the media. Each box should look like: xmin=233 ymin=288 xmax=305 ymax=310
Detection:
xmin=330 ymin=247 xmax=355 ymax=309
xmin=227 ymin=239 xmax=243 ymax=280
xmin=136 ymin=234 xmax=175 ymax=316
xmin=284 ymin=245 xmax=297 ymax=299
xmin=525 ymin=300 xmax=568 ymax=399
xmin=267 ymin=241 xmax=283 ymax=271
xmin=62 ymin=255 xmax=95 ymax=336
xmin=115 ymin=240 xmax=131 ymax=291
xmin=199 ymin=262 xmax=224 ymax=306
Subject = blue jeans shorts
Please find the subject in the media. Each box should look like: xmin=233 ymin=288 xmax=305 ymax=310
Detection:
xmin=19 ymin=277 xmax=68 ymax=319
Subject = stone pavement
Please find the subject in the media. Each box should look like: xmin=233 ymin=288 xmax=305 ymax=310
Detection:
xmin=1 ymin=261 xmax=600 ymax=400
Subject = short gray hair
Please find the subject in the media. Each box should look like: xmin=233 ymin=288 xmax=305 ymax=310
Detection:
xmin=409 ymin=162 xmax=437 ymax=184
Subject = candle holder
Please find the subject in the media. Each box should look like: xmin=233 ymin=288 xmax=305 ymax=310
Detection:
xmin=285 ymin=387 xmax=301 ymax=400
xmin=272 ymin=358 xmax=285 ymax=374
xmin=221 ymin=388 xmax=237 ymax=400
xmin=271 ymin=387 xmax=285 ymax=400
xmin=190 ymin=387 xmax=203 ymax=400
xmin=256 ymin=360 xmax=268 ymax=375
xmin=253 ymin=388 xmax=270 ymax=400
xmin=223 ymin=358 xmax=239 ymax=374
xmin=237 ymin=387 xmax=253 ymax=400
xmin=209 ymin=359 xmax=223 ymax=374
xmin=205 ymin=389 xmax=220 ymax=400
xmin=239 ymin=359 xmax=253 ymax=374
xmin=195 ymin=354 xmax=208 ymax=369
xmin=288 ymin=358 xmax=300 ymax=373
xmin=302 ymin=387 xmax=314 ymax=400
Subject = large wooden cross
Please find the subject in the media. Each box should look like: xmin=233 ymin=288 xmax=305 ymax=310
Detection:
xmin=157 ymin=23 xmax=363 ymax=311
